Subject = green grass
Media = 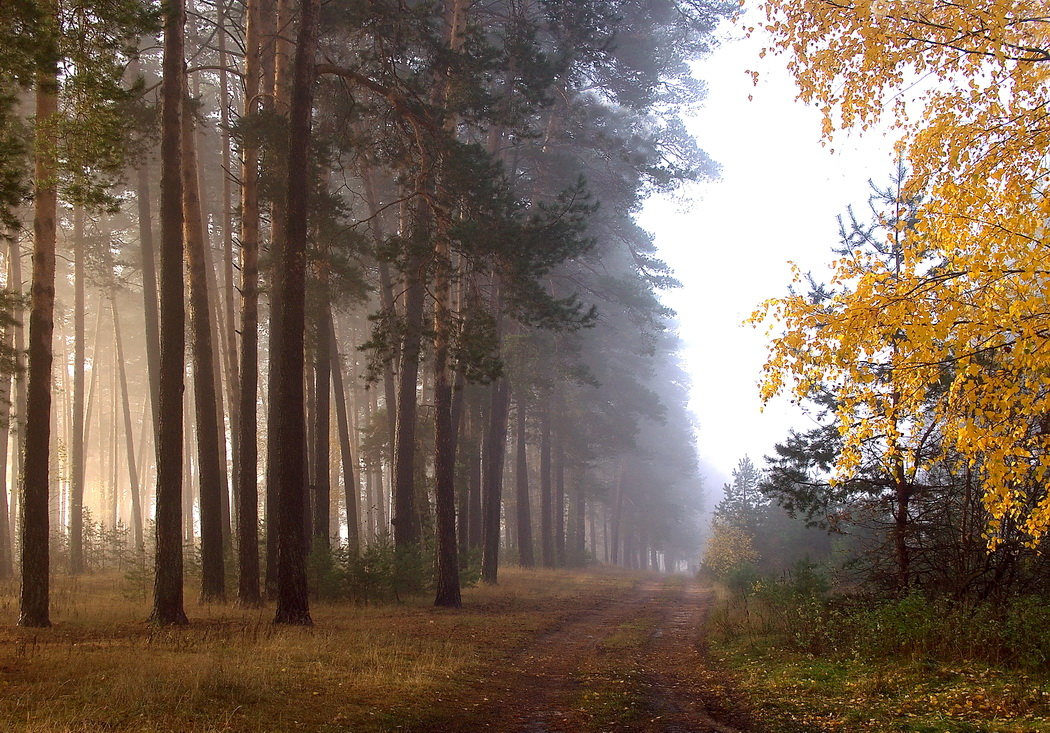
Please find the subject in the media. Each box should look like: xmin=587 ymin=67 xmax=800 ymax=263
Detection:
xmin=709 ymin=589 xmax=1050 ymax=732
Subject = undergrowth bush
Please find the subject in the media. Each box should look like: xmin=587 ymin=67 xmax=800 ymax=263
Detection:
xmin=709 ymin=560 xmax=1050 ymax=672
xmin=307 ymin=534 xmax=483 ymax=604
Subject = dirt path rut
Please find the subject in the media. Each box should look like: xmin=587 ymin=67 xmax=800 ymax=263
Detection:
xmin=428 ymin=577 xmax=753 ymax=732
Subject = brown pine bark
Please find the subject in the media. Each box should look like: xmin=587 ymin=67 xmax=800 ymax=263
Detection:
xmin=329 ymin=313 xmax=359 ymax=553
xmin=539 ymin=404 xmax=553 ymax=568
xmin=392 ymin=253 xmax=424 ymax=548
xmin=514 ymin=398 xmax=535 ymax=568
xmin=0 ymin=247 xmax=15 ymax=579
xmin=216 ymin=0 xmax=241 ymax=523
xmin=136 ymin=166 xmax=161 ymax=441
xmin=183 ymin=96 xmax=226 ymax=604
xmin=554 ymin=430 xmax=565 ymax=567
xmin=264 ymin=0 xmax=295 ymax=599
xmin=481 ymin=375 xmax=511 ymax=583
xmin=110 ymin=293 xmax=144 ymax=553
xmin=19 ymin=26 xmax=59 ymax=628
xmin=312 ymin=281 xmax=331 ymax=550
xmin=237 ymin=0 xmax=265 ymax=609
xmin=149 ymin=0 xmax=188 ymax=626
xmin=8 ymin=237 xmax=25 ymax=539
xmin=69 ymin=207 xmax=87 ymax=574
xmin=271 ymin=0 xmax=318 ymax=625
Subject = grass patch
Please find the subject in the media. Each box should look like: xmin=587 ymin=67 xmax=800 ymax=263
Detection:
xmin=707 ymin=580 xmax=1050 ymax=732
xmin=714 ymin=641 xmax=1050 ymax=732
xmin=0 ymin=567 xmax=634 ymax=731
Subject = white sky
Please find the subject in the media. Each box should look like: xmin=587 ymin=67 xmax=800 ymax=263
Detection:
xmin=639 ymin=22 xmax=899 ymax=495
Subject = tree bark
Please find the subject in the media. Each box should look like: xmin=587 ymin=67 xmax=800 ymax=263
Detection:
xmin=150 ymin=0 xmax=188 ymax=625
xmin=311 ymin=280 xmax=331 ymax=550
xmin=0 ymin=247 xmax=15 ymax=579
xmin=554 ymin=429 xmax=565 ymax=567
xmin=183 ymin=95 xmax=226 ymax=604
xmin=19 ymin=27 xmax=58 ymax=628
xmin=264 ymin=0 xmax=295 ymax=600
xmin=237 ymin=0 xmax=264 ymax=609
xmin=329 ymin=312 xmax=359 ymax=553
xmin=392 ymin=254 xmax=424 ymax=548
xmin=110 ymin=292 xmax=144 ymax=553
xmin=69 ymin=207 xmax=87 ymax=574
xmin=136 ymin=166 xmax=161 ymax=443
xmin=514 ymin=398 xmax=535 ymax=568
xmin=481 ymin=375 xmax=510 ymax=582
xmin=8 ymin=237 xmax=25 ymax=543
xmin=271 ymin=0 xmax=317 ymax=625
xmin=539 ymin=403 xmax=553 ymax=568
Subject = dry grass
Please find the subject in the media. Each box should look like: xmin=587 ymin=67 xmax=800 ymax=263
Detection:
xmin=0 ymin=568 xmax=635 ymax=732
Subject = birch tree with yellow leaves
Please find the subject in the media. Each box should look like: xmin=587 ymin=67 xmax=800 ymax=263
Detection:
xmin=757 ymin=0 xmax=1050 ymax=544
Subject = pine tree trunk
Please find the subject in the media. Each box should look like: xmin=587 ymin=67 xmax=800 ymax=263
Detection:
xmin=610 ymin=461 xmax=625 ymax=566
xmin=19 ymin=28 xmax=59 ymax=628
xmin=0 ymin=248 xmax=15 ymax=579
xmin=392 ymin=254 xmax=424 ymax=548
xmin=329 ymin=312 xmax=358 ymax=553
xmin=237 ymin=0 xmax=264 ymax=609
xmin=271 ymin=0 xmax=318 ymax=625
xmin=150 ymin=0 xmax=188 ymax=625
xmin=110 ymin=293 xmax=143 ymax=553
xmin=467 ymin=401 xmax=482 ymax=550
xmin=481 ymin=377 xmax=510 ymax=583
xmin=432 ymin=235 xmax=460 ymax=607
xmin=312 ymin=286 xmax=331 ymax=550
xmin=264 ymin=0 xmax=295 ymax=600
xmin=136 ymin=166 xmax=161 ymax=442
xmin=183 ymin=96 xmax=226 ymax=604
xmin=554 ymin=431 xmax=565 ymax=567
xmin=539 ymin=404 xmax=553 ymax=568
xmin=8 ymin=237 xmax=25 ymax=543
xmin=216 ymin=0 xmax=241 ymax=525
xmin=514 ymin=398 xmax=535 ymax=568
xmin=69 ymin=207 xmax=87 ymax=574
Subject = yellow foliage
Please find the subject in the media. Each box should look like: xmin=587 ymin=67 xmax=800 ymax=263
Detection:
xmin=703 ymin=521 xmax=759 ymax=578
xmin=758 ymin=0 xmax=1050 ymax=543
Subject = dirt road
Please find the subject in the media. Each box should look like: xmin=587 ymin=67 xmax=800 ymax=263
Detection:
xmin=427 ymin=577 xmax=753 ymax=732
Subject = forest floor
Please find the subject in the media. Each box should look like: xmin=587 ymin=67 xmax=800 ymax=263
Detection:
xmin=0 ymin=567 xmax=750 ymax=732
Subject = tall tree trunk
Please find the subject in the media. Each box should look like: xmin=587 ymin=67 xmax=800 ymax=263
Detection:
xmin=0 ymin=247 xmax=16 ymax=579
xmin=110 ymin=293 xmax=143 ymax=553
xmin=554 ymin=430 xmax=565 ymax=567
xmin=150 ymin=0 xmax=188 ymax=625
xmin=136 ymin=166 xmax=161 ymax=442
xmin=183 ymin=96 xmax=226 ymax=604
xmin=69 ymin=207 xmax=87 ymax=574
xmin=432 ymin=229 xmax=460 ymax=607
xmin=360 ymin=169 xmax=399 ymax=462
xmin=610 ymin=461 xmax=625 ymax=566
xmin=392 ymin=254 xmax=424 ymax=548
xmin=467 ymin=400 xmax=482 ymax=550
xmin=480 ymin=376 xmax=510 ymax=583
xmin=539 ymin=403 xmax=553 ymax=568
xmin=312 ymin=282 xmax=331 ymax=550
xmin=9 ymin=237 xmax=25 ymax=542
xmin=237 ymin=0 xmax=264 ymax=609
xmin=271 ymin=0 xmax=317 ymax=625
xmin=514 ymin=398 xmax=535 ymax=568
xmin=264 ymin=0 xmax=296 ymax=600
xmin=329 ymin=312 xmax=358 ymax=553
xmin=573 ymin=473 xmax=586 ymax=562
xmin=217 ymin=0 xmax=241 ymax=524
xmin=19 ymin=21 xmax=58 ymax=627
